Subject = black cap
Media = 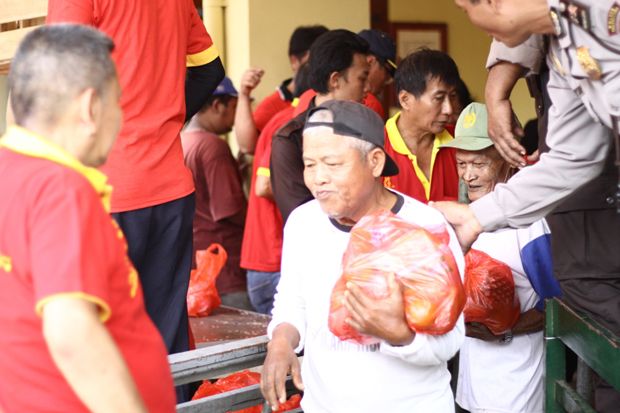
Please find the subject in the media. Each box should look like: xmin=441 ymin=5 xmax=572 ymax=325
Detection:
xmin=358 ymin=29 xmax=397 ymax=76
xmin=304 ymin=100 xmax=399 ymax=177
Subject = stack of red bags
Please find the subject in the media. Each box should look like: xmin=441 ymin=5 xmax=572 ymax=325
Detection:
xmin=192 ymin=370 xmax=301 ymax=413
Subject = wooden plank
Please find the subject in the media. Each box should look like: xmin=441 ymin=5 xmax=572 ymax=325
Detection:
xmin=554 ymin=299 xmax=620 ymax=390
xmin=0 ymin=0 xmax=47 ymax=25
xmin=0 ymin=26 xmax=38 ymax=68
xmin=554 ymin=380 xmax=598 ymax=413
xmin=169 ymin=336 xmax=269 ymax=385
xmin=190 ymin=306 xmax=270 ymax=346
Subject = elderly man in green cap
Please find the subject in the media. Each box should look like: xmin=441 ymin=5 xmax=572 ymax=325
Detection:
xmin=442 ymin=102 xmax=560 ymax=413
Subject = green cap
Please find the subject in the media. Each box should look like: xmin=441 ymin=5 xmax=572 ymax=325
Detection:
xmin=441 ymin=102 xmax=493 ymax=151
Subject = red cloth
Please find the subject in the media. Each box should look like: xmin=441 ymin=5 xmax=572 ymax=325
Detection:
xmin=0 ymin=149 xmax=175 ymax=412
xmin=362 ymin=92 xmax=386 ymax=119
xmin=382 ymin=114 xmax=459 ymax=203
xmin=253 ymin=89 xmax=291 ymax=132
xmin=47 ymin=0 xmax=217 ymax=212
xmin=182 ymin=130 xmax=247 ymax=294
xmin=241 ymin=107 xmax=294 ymax=272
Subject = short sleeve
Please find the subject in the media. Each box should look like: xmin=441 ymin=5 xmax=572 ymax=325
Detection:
xmin=256 ymin=138 xmax=272 ymax=178
xmin=30 ymin=171 xmax=115 ymax=321
xmin=486 ymin=36 xmax=545 ymax=74
xmin=47 ymin=0 xmax=95 ymax=25
xmin=186 ymin=2 xmax=219 ymax=67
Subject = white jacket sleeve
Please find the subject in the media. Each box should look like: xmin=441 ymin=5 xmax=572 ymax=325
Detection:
xmin=266 ymin=212 xmax=307 ymax=353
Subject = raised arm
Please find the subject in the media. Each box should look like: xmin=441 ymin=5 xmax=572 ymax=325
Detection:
xmin=234 ymin=68 xmax=265 ymax=154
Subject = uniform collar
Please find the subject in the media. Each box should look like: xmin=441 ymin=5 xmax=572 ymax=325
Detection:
xmin=385 ymin=112 xmax=453 ymax=156
xmin=0 ymin=125 xmax=112 ymax=212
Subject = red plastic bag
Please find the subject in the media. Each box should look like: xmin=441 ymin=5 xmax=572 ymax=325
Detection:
xmin=464 ymin=249 xmax=520 ymax=335
xmin=187 ymin=243 xmax=227 ymax=317
xmin=329 ymin=210 xmax=465 ymax=344
xmin=192 ymin=370 xmax=301 ymax=413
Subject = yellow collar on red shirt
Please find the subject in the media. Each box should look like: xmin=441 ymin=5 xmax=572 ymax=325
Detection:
xmin=0 ymin=126 xmax=113 ymax=212
xmin=385 ymin=112 xmax=453 ymax=200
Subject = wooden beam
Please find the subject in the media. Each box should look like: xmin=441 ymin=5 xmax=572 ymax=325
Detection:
xmin=0 ymin=0 xmax=47 ymax=25
xmin=0 ymin=26 xmax=38 ymax=72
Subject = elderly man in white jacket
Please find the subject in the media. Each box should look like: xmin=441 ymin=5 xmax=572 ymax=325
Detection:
xmin=260 ymin=100 xmax=465 ymax=413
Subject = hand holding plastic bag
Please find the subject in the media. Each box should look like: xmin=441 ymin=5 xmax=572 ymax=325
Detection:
xmin=187 ymin=243 xmax=227 ymax=317
xmin=464 ymin=249 xmax=520 ymax=335
xmin=329 ymin=210 xmax=465 ymax=344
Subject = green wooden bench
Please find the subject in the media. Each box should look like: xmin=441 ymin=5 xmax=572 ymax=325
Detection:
xmin=545 ymin=298 xmax=620 ymax=412
xmin=170 ymin=336 xmax=302 ymax=413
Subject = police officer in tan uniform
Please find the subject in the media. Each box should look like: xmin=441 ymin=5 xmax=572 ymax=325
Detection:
xmin=444 ymin=1 xmax=620 ymax=410
xmin=486 ymin=34 xmax=620 ymax=413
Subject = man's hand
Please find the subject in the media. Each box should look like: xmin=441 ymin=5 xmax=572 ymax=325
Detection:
xmin=344 ymin=273 xmax=414 ymax=346
xmin=485 ymin=61 xmax=528 ymax=168
xmin=487 ymin=99 xmax=526 ymax=168
xmin=430 ymin=201 xmax=482 ymax=252
xmin=240 ymin=68 xmax=265 ymax=97
xmin=261 ymin=325 xmax=303 ymax=411
xmin=465 ymin=322 xmax=501 ymax=342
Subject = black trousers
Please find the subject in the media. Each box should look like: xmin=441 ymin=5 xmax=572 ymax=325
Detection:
xmin=113 ymin=193 xmax=195 ymax=402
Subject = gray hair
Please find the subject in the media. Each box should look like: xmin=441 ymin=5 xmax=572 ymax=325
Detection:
xmin=305 ymin=108 xmax=378 ymax=158
xmin=9 ymin=24 xmax=116 ymax=127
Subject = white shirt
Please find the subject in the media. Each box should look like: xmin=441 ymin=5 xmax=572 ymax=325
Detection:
xmin=269 ymin=194 xmax=465 ymax=413
xmin=456 ymin=222 xmax=546 ymax=413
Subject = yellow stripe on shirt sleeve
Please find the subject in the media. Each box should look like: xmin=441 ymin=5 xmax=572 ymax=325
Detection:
xmin=186 ymin=44 xmax=220 ymax=67
xmin=35 ymin=292 xmax=112 ymax=323
xmin=257 ymin=167 xmax=270 ymax=178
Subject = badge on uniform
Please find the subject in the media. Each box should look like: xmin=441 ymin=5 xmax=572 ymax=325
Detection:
xmin=609 ymin=3 xmax=620 ymax=35
xmin=576 ymin=46 xmax=602 ymax=80
xmin=566 ymin=2 xmax=590 ymax=31
xmin=549 ymin=9 xmax=563 ymax=36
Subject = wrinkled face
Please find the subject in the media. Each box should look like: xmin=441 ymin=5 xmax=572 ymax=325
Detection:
xmin=456 ymin=147 xmax=508 ymax=201
xmin=86 ymin=77 xmax=122 ymax=166
xmin=333 ymin=53 xmax=370 ymax=103
xmin=454 ymin=0 xmax=532 ymax=47
xmin=401 ymin=77 xmax=457 ymax=135
xmin=303 ymin=127 xmax=379 ymax=224
xmin=366 ymin=55 xmax=391 ymax=96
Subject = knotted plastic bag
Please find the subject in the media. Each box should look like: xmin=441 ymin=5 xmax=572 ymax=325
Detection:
xmin=464 ymin=248 xmax=520 ymax=335
xmin=328 ymin=210 xmax=465 ymax=344
xmin=187 ymin=243 xmax=227 ymax=317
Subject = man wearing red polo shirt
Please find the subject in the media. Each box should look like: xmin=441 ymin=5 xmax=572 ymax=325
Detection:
xmin=0 ymin=25 xmax=175 ymax=413
xmin=47 ymin=0 xmax=225 ymax=371
xmin=383 ymin=49 xmax=460 ymax=203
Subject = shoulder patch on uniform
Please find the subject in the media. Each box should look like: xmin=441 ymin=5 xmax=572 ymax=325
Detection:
xmin=609 ymin=3 xmax=620 ymax=35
